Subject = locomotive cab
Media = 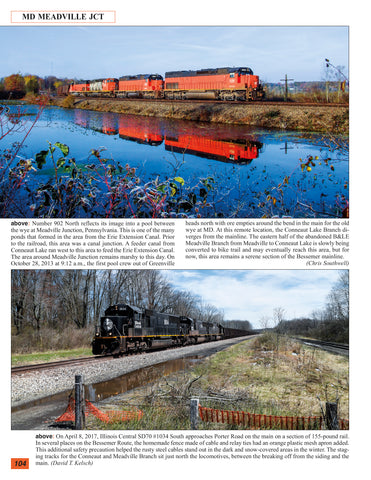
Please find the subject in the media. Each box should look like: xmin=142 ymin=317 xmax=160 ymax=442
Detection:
xmin=145 ymin=74 xmax=163 ymax=89
xmin=92 ymin=304 xmax=143 ymax=355
xmin=179 ymin=316 xmax=193 ymax=335
xmin=98 ymin=304 xmax=142 ymax=336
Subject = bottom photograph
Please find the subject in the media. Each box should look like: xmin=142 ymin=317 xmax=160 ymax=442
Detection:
xmin=11 ymin=269 xmax=349 ymax=431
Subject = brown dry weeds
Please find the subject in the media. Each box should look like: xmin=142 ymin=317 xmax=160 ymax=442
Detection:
xmin=55 ymin=97 xmax=348 ymax=134
xmin=93 ymin=335 xmax=349 ymax=426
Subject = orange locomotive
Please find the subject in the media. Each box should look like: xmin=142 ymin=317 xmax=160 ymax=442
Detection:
xmin=72 ymin=78 xmax=118 ymax=96
xmin=69 ymin=80 xmax=90 ymax=94
xmin=164 ymin=66 xmax=264 ymax=101
xmin=118 ymin=74 xmax=164 ymax=98
xmin=67 ymin=66 xmax=264 ymax=101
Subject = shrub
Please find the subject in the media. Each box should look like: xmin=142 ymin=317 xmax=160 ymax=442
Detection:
xmin=265 ymin=109 xmax=281 ymax=118
xmin=60 ymin=95 xmax=76 ymax=109
xmin=11 ymin=326 xmax=93 ymax=354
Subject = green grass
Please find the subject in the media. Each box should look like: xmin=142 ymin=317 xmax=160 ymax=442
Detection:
xmin=11 ymin=347 xmax=92 ymax=366
xmin=86 ymin=335 xmax=349 ymax=430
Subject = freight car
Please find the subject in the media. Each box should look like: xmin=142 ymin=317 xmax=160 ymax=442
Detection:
xmin=92 ymin=303 xmax=251 ymax=356
xmin=65 ymin=65 xmax=264 ymax=101
xmin=56 ymin=84 xmax=70 ymax=96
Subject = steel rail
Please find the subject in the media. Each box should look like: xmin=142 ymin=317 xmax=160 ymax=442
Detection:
xmin=11 ymin=355 xmax=110 ymax=375
xmin=293 ymin=337 xmax=349 ymax=355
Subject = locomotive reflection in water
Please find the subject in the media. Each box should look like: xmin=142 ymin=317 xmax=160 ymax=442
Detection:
xmin=118 ymin=115 xmax=164 ymax=146
xmin=72 ymin=110 xmax=348 ymax=218
xmin=74 ymin=112 xmax=263 ymax=164
xmin=92 ymin=304 xmax=251 ymax=356
xmin=165 ymin=134 xmax=262 ymax=165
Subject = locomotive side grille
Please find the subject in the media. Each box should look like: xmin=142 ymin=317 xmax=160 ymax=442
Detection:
xmin=166 ymin=82 xmax=178 ymax=90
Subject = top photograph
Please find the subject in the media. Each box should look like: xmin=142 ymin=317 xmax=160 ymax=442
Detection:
xmin=0 ymin=25 xmax=349 ymax=219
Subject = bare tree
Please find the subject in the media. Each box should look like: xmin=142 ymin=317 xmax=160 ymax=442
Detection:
xmin=259 ymin=315 xmax=272 ymax=331
xmin=142 ymin=270 xmax=173 ymax=311
xmin=273 ymin=307 xmax=286 ymax=333
xmin=196 ymin=301 xmax=225 ymax=324
xmin=328 ymin=270 xmax=349 ymax=323
xmin=54 ymin=270 xmax=96 ymax=328
xmin=168 ymin=289 xmax=200 ymax=317
xmin=11 ymin=270 xmax=32 ymax=334
xmin=11 ymin=269 xmax=226 ymax=339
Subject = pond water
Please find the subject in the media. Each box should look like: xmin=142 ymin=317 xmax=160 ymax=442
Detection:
xmin=1 ymin=104 xmax=349 ymax=218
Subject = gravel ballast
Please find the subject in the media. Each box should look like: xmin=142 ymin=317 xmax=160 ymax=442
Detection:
xmin=12 ymin=337 xmax=247 ymax=408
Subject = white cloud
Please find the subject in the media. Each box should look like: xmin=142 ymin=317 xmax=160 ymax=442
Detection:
xmin=162 ymin=269 xmax=342 ymax=327
xmin=0 ymin=26 xmax=348 ymax=82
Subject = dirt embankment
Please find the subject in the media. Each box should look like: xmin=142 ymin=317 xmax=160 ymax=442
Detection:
xmin=53 ymin=97 xmax=349 ymax=134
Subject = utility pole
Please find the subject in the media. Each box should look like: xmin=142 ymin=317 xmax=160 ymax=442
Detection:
xmin=280 ymin=141 xmax=294 ymax=154
xmin=280 ymin=74 xmax=294 ymax=101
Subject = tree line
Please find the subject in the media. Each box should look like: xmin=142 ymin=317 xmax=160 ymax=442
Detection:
xmin=273 ymin=271 xmax=349 ymax=343
xmin=11 ymin=270 xmax=233 ymax=337
xmin=0 ymin=74 xmax=70 ymax=99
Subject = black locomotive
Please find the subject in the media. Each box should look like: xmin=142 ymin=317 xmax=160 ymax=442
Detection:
xmin=92 ymin=303 xmax=239 ymax=356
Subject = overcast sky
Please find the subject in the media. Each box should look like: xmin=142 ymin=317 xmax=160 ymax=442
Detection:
xmin=1 ymin=26 xmax=348 ymax=82
xmin=161 ymin=270 xmax=343 ymax=327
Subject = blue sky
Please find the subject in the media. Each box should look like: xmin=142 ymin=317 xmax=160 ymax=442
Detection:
xmin=1 ymin=26 xmax=348 ymax=82
xmin=162 ymin=270 xmax=343 ymax=327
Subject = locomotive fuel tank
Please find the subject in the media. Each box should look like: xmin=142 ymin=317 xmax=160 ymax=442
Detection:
xmin=184 ymin=92 xmax=217 ymax=99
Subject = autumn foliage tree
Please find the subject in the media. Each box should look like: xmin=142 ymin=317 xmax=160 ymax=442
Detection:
xmin=4 ymin=74 xmax=25 ymax=96
xmin=24 ymin=75 xmax=40 ymax=94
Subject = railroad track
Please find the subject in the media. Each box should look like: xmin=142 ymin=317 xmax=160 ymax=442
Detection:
xmin=11 ymin=343 xmax=205 ymax=375
xmin=11 ymin=335 xmax=252 ymax=376
xmin=294 ymin=337 xmax=349 ymax=355
xmin=69 ymin=96 xmax=348 ymax=108
xmin=11 ymin=355 xmax=111 ymax=375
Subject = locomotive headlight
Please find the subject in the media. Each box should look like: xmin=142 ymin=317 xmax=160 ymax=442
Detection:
xmin=103 ymin=318 xmax=114 ymax=332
